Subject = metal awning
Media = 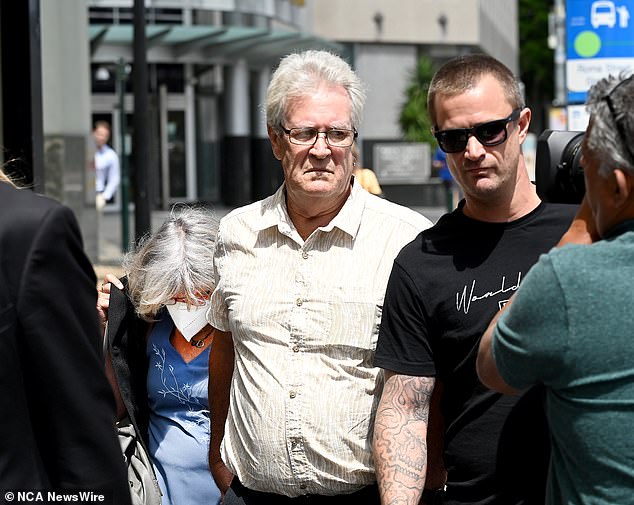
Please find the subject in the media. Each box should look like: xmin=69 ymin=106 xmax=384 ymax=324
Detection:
xmin=89 ymin=24 xmax=343 ymax=66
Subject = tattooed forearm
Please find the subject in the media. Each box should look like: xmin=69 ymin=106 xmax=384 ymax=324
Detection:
xmin=373 ymin=373 xmax=435 ymax=505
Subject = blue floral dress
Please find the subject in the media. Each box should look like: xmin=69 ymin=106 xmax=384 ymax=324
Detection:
xmin=146 ymin=312 xmax=221 ymax=505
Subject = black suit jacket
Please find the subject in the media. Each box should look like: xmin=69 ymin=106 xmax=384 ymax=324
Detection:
xmin=0 ymin=183 xmax=131 ymax=504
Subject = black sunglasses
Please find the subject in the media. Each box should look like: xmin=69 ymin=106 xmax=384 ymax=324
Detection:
xmin=603 ymin=76 xmax=634 ymax=163
xmin=433 ymin=108 xmax=523 ymax=153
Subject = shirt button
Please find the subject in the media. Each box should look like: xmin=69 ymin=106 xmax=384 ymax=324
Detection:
xmin=292 ymin=345 xmax=300 ymax=353
xmin=289 ymin=391 xmax=296 ymax=399
xmin=296 ymin=298 xmax=303 ymax=306
xmin=301 ymin=251 xmax=308 ymax=259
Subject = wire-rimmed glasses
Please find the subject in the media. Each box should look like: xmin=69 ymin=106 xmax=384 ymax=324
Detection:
xmin=280 ymin=126 xmax=358 ymax=148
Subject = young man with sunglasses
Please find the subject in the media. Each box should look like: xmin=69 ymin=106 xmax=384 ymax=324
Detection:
xmin=373 ymin=54 xmax=577 ymax=505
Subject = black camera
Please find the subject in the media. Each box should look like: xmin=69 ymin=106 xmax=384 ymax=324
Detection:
xmin=535 ymin=129 xmax=586 ymax=204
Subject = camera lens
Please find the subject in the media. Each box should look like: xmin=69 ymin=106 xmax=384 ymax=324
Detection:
xmin=535 ymin=130 xmax=585 ymax=204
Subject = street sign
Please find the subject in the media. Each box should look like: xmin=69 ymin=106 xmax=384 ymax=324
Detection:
xmin=372 ymin=143 xmax=430 ymax=184
xmin=566 ymin=0 xmax=634 ymax=103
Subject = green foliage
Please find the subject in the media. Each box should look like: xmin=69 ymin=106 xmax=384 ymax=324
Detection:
xmin=400 ymin=4 xmax=555 ymax=136
xmin=519 ymin=0 xmax=555 ymax=105
xmin=399 ymin=56 xmax=436 ymax=145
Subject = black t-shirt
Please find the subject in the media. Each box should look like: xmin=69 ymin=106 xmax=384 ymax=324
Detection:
xmin=375 ymin=201 xmax=577 ymax=505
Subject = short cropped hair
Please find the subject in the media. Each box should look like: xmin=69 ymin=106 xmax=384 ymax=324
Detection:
xmin=585 ymin=74 xmax=634 ymax=178
xmin=266 ymin=50 xmax=367 ymax=131
xmin=94 ymin=120 xmax=111 ymax=132
xmin=427 ymin=54 xmax=524 ymax=127
xmin=123 ymin=205 xmax=218 ymax=321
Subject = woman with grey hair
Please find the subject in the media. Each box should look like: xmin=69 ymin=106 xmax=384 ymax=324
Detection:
xmin=98 ymin=205 xmax=223 ymax=505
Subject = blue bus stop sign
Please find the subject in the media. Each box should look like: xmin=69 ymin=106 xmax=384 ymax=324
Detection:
xmin=566 ymin=0 xmax=634 ymax=103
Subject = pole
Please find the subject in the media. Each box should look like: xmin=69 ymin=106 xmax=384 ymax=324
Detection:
xmin=133 ymin=0 xmax=151 ymax=242
xmin=0 ymin=0 xmax=44 ymax=188
xmin=116 ymin=58 xmax=130 ymax=252
xmin=553 ymin=0 xmax=566 ymax=107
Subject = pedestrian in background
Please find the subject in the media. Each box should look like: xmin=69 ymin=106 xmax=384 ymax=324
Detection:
xmin=0 ymin=169 xmax=131 ymax=503
xmin=94 ymin=120 xmax=120 ymax=211
xmin=432 ymin=144 xmax=460 ymax=211
xmin=352 ymin=142 xmax=384 ymax=197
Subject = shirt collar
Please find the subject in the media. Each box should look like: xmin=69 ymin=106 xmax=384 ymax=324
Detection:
xmin=254 ymin=178 xmax=365 ymax=239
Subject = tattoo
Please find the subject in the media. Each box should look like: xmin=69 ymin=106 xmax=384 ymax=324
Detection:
xmin=373 ymin=375 xmax=435 ymax=504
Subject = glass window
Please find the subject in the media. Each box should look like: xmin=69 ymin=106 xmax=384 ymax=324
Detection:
xmin=155 ymin=64 xmax=185 ymax=93
xmin=167 ymin=111 xmax=187 ymax=199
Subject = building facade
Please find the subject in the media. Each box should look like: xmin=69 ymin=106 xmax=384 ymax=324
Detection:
xmin=307 ymin=0 xmax=518 ymax=204
xmin=86 ymin=0 xmax=518 ymax=209
xmin=88 ymin=0 xmax=340 ymax=210
xmin=0 ymin=1 xmax=519 ymax=259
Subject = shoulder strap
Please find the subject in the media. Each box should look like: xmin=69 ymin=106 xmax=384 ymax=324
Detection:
xmin=106 ymin=276 xmax=130 ymax=348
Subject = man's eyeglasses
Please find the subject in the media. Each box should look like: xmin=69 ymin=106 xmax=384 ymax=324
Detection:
xmin=433 ymin=108 xmax=523 ymax=153
xmin=280 ymin=126 xmax=358 ymax=147
xmin=603 ymin=76 xmax=634 ymax=163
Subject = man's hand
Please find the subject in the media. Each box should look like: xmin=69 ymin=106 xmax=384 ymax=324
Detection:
xmin=96 ymin=193 xmax=106 ymax=211
xmin=210 ymin=459 xmax=234 ymax=497
xmin=557 ymin=196 xmax=599 ymax=246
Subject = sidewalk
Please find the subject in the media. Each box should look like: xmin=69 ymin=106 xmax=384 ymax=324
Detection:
xmin=92 ymin=203 xmax=448 ymax=281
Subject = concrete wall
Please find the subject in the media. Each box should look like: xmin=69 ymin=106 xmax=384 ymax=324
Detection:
xmin=40 ymin=0 xmax=97 ymax=260
xmin=305 ymin=0 xmax=519 ymax=206
xmin=354 ymin=44 xmax=417 ymax=140
xmin=306 ymin=0 xmax=518 ymax=72
xmin=479 ymin=0 xmax=519 ymax=74
xmin=306 ymin=0 xmax=480 ymax=45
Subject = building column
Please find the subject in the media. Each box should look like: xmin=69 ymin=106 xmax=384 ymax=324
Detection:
xmin=221 ymin=59 xmax=251 ymax=206
xmin=40 ymin=0 xmax=97 ymax=260
xmin=251 ymin=67 xmax=281 ymax=200
xmin=184 ymin=63 xmax=197 ymax=201
xmin=0 ymin=0 xmax=44 ymax=190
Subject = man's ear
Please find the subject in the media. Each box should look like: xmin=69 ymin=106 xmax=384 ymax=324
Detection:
xmin=518 ymin=107 xmax=531 ymax=145
xmin=268 ymin=125 xmax=283 ymax=161
xmin=613 ymin=168 xmax=632 ymax=207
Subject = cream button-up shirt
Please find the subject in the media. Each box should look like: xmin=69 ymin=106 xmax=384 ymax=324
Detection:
xmin=208 ymin=181 xmax=432 ymax=497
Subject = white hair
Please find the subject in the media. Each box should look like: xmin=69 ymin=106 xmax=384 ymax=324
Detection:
xmin=123 ymin=205 xmax=218 ymax=321
xmin=266 ymin=50 xmax=367 ymax=131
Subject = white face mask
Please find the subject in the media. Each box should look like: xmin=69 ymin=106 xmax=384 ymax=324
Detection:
xmin=166 ymin=301 xmax=210 ymax=341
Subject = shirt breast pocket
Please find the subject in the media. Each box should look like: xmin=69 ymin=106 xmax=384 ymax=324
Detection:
xmin=324 ymin=287 xmax=382 ymax=353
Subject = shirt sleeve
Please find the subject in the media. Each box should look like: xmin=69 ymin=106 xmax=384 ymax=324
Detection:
xmin=207 ymin=225 xmax=231 ymax=331
xmin=374 ymin=260 xmax=436 ymax=377
xmin=102 ymin=149 xmax=120 ymax=201
xmin=492 ymin=253 xmax=570 ymax=390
